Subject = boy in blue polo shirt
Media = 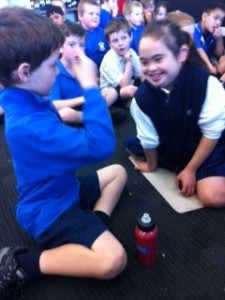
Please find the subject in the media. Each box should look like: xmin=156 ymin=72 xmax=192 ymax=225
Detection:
xmin=193 ymin=1 xmax=225 ymax=75
xmin=123 ymin=1 xmax=145 ymax=54
xmin=48 ymin=23 xmax=86 ymax=124
xmin=0 ymin=6 xmax=127 ymax=299
xmin=78 ymin=0 xmax=109 ymax=68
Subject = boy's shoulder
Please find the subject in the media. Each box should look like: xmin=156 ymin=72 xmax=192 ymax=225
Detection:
xmin=83 ymin=25 xmax=104 ymax=35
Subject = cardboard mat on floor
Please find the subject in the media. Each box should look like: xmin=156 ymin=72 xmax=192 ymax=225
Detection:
xmin=129 ymin=157 xmax=204 ymax=213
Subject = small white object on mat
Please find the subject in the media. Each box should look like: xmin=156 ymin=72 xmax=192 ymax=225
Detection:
xmin=129 ymin=156 xmax=204 ymax=213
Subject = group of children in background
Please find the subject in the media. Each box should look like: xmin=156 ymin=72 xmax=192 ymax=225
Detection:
xmin=0 ymin=1 xmax=225 ymax=299
xmin=44 ymin=0 xmax=225 ymax=122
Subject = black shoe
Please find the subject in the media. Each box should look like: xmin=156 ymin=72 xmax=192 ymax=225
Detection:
xmin=0 ymin=247 xmax=29 ymax=300
xmin=109 ymin=107 xmax=127 ymax=125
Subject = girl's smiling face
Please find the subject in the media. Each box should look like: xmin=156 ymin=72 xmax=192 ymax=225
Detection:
xmin=139 ymin=36 xmax=187 ymax=89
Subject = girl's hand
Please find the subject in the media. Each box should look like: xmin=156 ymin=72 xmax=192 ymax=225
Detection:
xmin=134 ymin=159 xmax=152 ymax=172
xmin=175 ymin=167 xmax=196 ymax=197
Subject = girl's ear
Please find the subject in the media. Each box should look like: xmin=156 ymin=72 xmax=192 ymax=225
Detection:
xmin=178 ymin=44 xmax=189 ymax=63
xmin=16 ymin=63 xmax=31 ymax=83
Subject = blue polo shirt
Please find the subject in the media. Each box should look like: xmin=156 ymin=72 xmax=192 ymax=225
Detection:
xmin=48 ymin=60 xmax=83 ymax=100
xmin=84 ymin=26 xmax=109 ymax=68
xmin=0 ymin=87 xmax=115 ymax=239
xmin=100 ymin=9 xmax=113 ymax=29
xmin=130 ymin=25 xmax=145 ymax=54
xmin=193 ymin=22 xmax=216 ymax=58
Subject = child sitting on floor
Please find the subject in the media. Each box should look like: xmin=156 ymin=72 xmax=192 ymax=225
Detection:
xmin=123 ymin=1 xmax=145 ymax=54
xmin=100 ymin=18 xmax=143 ymax=107
xmin=124 ymin=19 xmax=225 ymax=208
xmin=0 ymin=6 xmax=127 ymax=299
xmin=193 ymin=1 xmax=225 ymax=75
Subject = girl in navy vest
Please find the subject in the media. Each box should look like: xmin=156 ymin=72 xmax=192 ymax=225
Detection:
xmin=126 ymin=19 xmax=225 ymax=208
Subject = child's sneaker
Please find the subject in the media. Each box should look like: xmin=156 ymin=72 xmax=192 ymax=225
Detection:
xmin=0 ymin=247 xmax=29 ymax=300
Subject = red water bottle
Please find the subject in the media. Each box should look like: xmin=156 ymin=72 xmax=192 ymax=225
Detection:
xmin=134 ymin=213 xmax=158 ymax=266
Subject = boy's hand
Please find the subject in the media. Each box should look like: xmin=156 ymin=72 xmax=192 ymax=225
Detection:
xmin=123 ymin=50 xmax=132 ymax=63
xmin=71 ymin=48 xmax=98 ymax=89
xmin=112 ymin=3 xmax=118 ymax=17
xmin=213 ymin=27 xmax=223 ymax=39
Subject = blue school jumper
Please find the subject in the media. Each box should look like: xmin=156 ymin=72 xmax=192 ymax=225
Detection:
xmin=0 ymin=87 xmax=115 ymax=239
xmin=48 ymin=60 xmax=83 ymax=100
xmin=135 ymin=65 xmax=210 ymax=172
xmin=84 ymin=26 xmax=109 ymax=68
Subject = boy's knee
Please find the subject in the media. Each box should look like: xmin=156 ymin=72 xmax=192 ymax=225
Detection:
xmin=111 ymin=164 xmax=127 ymax=181
xmin=99 ymin=247 xmax=127 ymax=279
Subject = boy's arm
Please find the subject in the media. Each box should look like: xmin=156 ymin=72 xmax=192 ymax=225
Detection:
xmin=119 ymin=50 xmax=133 ymax=87
xmin=196 ymin=48 xmax=217 ymax=74
xmin=52 ymin=97 xmax=85 ymax=111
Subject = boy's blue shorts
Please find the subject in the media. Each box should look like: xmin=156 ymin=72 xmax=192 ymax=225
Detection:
xmin=36 ymin=172 xmax=108 ymax=249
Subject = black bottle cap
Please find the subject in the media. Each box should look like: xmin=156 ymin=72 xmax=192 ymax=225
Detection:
xmin=137 ymin=213 xmax=155 ymax=232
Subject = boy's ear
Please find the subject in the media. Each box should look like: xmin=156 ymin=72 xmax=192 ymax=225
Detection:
xmin=16 ymin=63 xmax=31 ymax=83
xmin=178 ymin=44 xmax=189 ymax=63
xmin=59 ymin=46 xmax=63 ymax=54
xmin=202 ymin=12 xmax=208 ymax=21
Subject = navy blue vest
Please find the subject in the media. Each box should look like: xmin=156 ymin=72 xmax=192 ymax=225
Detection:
xmin=135 ymin=65 xmax=210 ymax=172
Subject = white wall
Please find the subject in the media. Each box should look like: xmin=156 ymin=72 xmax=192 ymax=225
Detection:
xmin=0 ymin=0 xmax=31 ymax=8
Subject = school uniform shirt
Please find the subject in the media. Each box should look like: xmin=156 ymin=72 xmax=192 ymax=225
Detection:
xmin=48 ymin=59 xmax=83 ymax=100
xmin=99 ymin=7 xmax=113 ymax=29
xmin=84 ymin=26 xmax=109 ymax=68
xmin=193 ymin=22 xmax=216 ymax=59
xmin=99 ymin=48 xmax=142 ymax=90
xmin=130 ymin=24 xmax=145 ymax=54
xmin=0 ymin=87 xmax=115 ymax=239
xmin=130 ymin=65 xmax=225 ymax=171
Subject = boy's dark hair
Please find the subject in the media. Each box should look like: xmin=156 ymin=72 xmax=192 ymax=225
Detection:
xmin=46 ymin=5 xmax=64 ymax=17
xmin=59 ymin=23 xmax=86 ymax=40
xmin=78 ymin=0 xmax=100 ymax=16
xmin=203 ymin=1 xmax=225 ymax=13
xmin=0 ymin=6 xmax=64 ymax=87
xmin=105 ymin=18 xmax=131 ymax=42
xmin=142 ymin=19 xmax=207 ymax=68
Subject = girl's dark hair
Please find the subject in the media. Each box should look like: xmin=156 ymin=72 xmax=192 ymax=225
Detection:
xmin=141 ymin=19 xmax=207 ymax=68
xmin=0 ymin=6 xmax=65 ymax=87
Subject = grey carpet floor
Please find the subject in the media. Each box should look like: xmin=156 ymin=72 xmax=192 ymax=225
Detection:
xmin=0 ymin=112 xmax=225 ymax=300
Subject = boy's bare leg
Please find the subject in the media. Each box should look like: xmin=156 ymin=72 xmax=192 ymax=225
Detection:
xmin=39 ymin=164 xmax=127 ymax=279
xmin=101 ymin=88 xmax=118 ymax=106
xmin=39 ymin=231 xmax=127 ymax=279
xmin=120 ymin=85 xmax=137 ymax=99
xmin=94 ymin=164 xmax=127 ymax=215
xmin=197 ymin=176 xmax=225 ymax=207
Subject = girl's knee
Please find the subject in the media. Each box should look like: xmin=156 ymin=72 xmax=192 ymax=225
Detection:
xmin=198 ymin=188 xmax=225 ymax=208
